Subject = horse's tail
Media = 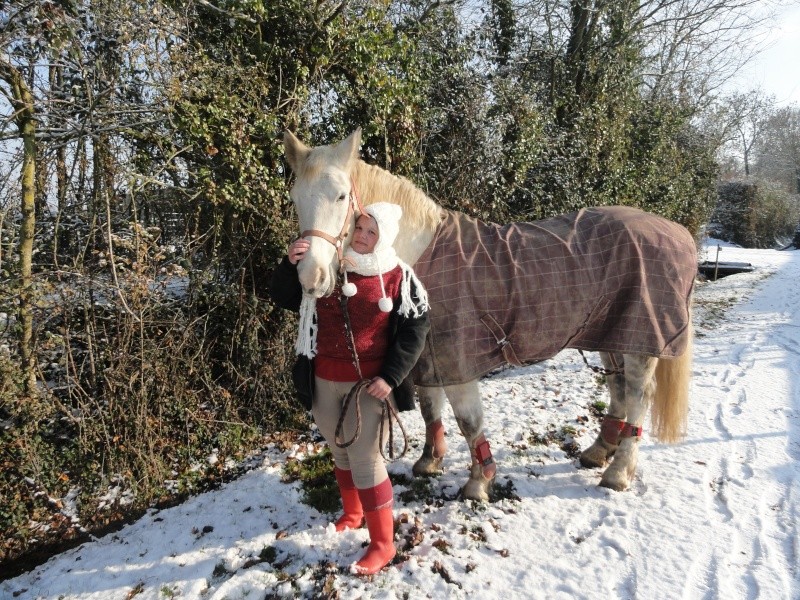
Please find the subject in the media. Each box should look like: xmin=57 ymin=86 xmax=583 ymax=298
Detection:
xmin=651 ymin=318 xmax=693 ymax=443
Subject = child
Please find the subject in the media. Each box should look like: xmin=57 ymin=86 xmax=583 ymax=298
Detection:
xmin=269 ymin=202 xmax=429 ymax=575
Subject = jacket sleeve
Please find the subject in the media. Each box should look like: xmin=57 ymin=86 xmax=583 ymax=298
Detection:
xmin=268 ymin=256 xmax=303 ymax=312
xmin=379 ymin=283 xmax=430 ymax=389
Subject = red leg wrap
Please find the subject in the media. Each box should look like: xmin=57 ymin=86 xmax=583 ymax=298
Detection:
xmin=601 ymin=417 xmax=642 ymax=446
xmin=601 ymin=417 xmax=625 ymax=446
xmin=427 ymin=419 xmax=446 ymax=458
xmin=474 ymin=437 xmax=493 ymax=467
xmin=620 ymin=423 xmax=643 ymax=438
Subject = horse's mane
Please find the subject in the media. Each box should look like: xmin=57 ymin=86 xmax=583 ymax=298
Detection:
xmin=352 ymin=160 xmax=443 ymax=235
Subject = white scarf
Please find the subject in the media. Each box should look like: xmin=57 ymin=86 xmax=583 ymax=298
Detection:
xmin=294 ymin=246 xmax=429 ymax=359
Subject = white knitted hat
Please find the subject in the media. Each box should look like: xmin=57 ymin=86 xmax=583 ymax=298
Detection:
xmin=341 ymin=202 xmax=403 ymax=312
xmin=364 ymin=202 xmax=402 ymax=251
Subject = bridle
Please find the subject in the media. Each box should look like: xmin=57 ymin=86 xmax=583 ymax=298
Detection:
xmin=299 ymin=177 xmax=366 ymax=272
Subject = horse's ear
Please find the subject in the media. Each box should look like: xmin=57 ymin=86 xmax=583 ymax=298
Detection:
xmin=283 ymin=129 xmax=311 ymax=173
xmin=334 ymin=128 xmax=362 ymax=167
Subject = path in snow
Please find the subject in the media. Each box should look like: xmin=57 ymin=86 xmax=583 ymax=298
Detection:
xmin=685 ymin=248 xmax=800 ymax=599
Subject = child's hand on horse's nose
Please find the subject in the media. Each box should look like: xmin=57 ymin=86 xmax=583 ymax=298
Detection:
xmin=288 ymin=239 xmax=310 ymax=264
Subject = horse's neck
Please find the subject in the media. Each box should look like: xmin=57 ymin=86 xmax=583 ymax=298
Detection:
xmin=395 ymin=225 xmax=436 ymax=266
xmin=352 ymin=161 xmax=441 ymax=265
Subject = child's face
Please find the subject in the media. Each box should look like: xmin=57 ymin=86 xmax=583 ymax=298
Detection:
xmin=351 ymin=214 xmax=379 ymax=254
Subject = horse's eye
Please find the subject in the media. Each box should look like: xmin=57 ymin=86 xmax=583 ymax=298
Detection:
xmin=336 ymin=193 xmax=347 ymax=202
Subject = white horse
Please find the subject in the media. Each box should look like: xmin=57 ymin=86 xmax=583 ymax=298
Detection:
xmin=283 ymin=128 xmax=695 ymax=499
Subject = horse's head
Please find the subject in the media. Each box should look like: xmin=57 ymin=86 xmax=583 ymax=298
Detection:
xmin=283 ymin=128 xmax=362 ymax=298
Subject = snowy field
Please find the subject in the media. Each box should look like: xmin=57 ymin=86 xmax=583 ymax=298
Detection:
xmin=3 ymin=240 xmax=799 ymax=599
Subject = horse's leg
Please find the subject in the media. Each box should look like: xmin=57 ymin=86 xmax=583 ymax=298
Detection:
xmin=412 ymin=386 xmax=448 ymax=476
xmin=580 ymin=352 xmax=626 ymax=468
xmin=444 ymin=380 xmax=495 ymax=502
xmin=599 ymin=354 xmax=658 ymax=491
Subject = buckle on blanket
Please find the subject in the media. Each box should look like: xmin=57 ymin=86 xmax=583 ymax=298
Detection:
xmin=480 ymin=314 xmax=523 ymax=367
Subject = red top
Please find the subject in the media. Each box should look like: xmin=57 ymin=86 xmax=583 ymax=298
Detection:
xmin=315 ymin=266 xmax=403 ymax=381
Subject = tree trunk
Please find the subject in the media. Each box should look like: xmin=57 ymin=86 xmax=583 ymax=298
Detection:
xmin=53 ymin=64 xmax=69 ymax=261
xmin=0 ymin=59 xmax=38 ymax=395
xmin=491 ymin=0 xmax=515 ymax=68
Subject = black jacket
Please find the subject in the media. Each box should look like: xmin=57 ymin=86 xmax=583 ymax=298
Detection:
xmin=268 ymin=257 xmax=430 ymax=411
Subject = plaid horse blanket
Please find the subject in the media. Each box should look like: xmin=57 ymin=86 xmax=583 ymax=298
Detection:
xmin=410 ymin=206 xmax=696 ymax=387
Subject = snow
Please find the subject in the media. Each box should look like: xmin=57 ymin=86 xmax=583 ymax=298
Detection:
xmin=4 ymin=240 xmax=800 ymax=599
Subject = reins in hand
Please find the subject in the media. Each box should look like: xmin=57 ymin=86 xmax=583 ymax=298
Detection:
xmin=334 ymin=292 xmax=408 ymax=461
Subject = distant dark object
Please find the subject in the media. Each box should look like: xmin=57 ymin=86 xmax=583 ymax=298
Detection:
xmin=779 ymin=224 xmax=800 ymax=250
xmin=698 ymin=261 xmax=754 ymax=280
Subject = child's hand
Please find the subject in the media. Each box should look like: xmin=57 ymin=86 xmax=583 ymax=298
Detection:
xmin=366 ymin=377 xmax=392 ymax=400
xmin=288 ymin=238 xmax=310 ymax=264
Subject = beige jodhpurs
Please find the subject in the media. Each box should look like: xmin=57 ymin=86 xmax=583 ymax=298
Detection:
xmin=312 ymin=377 xmax=395 ymax=489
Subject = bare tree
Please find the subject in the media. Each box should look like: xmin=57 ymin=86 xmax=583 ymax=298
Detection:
xmin=0 ymin=58 xmax=37 ymax=395
xmin=755 ymin=105 xmax=800 ymax=193
xmin=636 ymin=0 xmax=777 ymax=106
xmin=717 ymin=89 xmax=775 ymax=177
xmin=513 ymin=0 xmax=782 ymax=110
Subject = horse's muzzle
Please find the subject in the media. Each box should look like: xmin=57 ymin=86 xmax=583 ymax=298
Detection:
xmin=298 ymin=263 xmax=336 ymax=298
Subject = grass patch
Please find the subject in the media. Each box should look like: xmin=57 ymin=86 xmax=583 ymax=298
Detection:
xmin=259 ymin=545 xmax=278 ymax=563
xmin=397 ymin=474 xmax=436 ymax=504
xmin=694 ymin=295 xmax=739 ymax=331
xmin=282 ymin=447 xmax=339 ymax=514
xmin=590 ymin=400 xmax=607 ymax=417
xmin=491 ymin=479 xmax=520 ymax=502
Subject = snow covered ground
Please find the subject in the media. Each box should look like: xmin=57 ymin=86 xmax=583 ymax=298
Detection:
xmin=3 ymin=240 xmax=799 ymax=599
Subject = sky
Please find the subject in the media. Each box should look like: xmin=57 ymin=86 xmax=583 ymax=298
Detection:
xmin=737 ymin=2 xmax=800 ymax=106
xmin=2 ymin=238 xmax=799 ymax=599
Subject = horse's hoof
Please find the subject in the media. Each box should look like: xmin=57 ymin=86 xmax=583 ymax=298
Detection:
xmin=461 ymin=463 xmax=495 ymax=502
xmin=598 ymin=475 xmax=629 ymax=492
xmin=579 ymin=447 xmax=607 ymax=469
xmin=462 ymin=477 xmax=492 ymax=502
xmin=412 ymin=455 xmax=443 ymax=477
xmin=579 ymin=437 xmax=617 ymax=469
xmin=598 ymin=464 xmax=632 ymax=491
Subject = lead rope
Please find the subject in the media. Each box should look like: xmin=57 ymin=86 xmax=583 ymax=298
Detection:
xmin=334 ymin=290 xmax=409 ymax=461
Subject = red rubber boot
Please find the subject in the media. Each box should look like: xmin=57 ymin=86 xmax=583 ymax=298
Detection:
xmin=334 ymin=467 xmax=364 ymax=532
xmin=351 ymin=478 xmax=396 ymax=575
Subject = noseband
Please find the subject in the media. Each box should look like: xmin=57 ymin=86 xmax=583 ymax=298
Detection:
xmin=299 ymin=178 xmax=366 ymax=272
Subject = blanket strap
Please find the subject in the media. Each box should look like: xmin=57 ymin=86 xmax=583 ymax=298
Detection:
xmin=578 ymin=350 xmax=624 ymax=376
xmin=480 ymin=314 xmax=523 ymax=367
